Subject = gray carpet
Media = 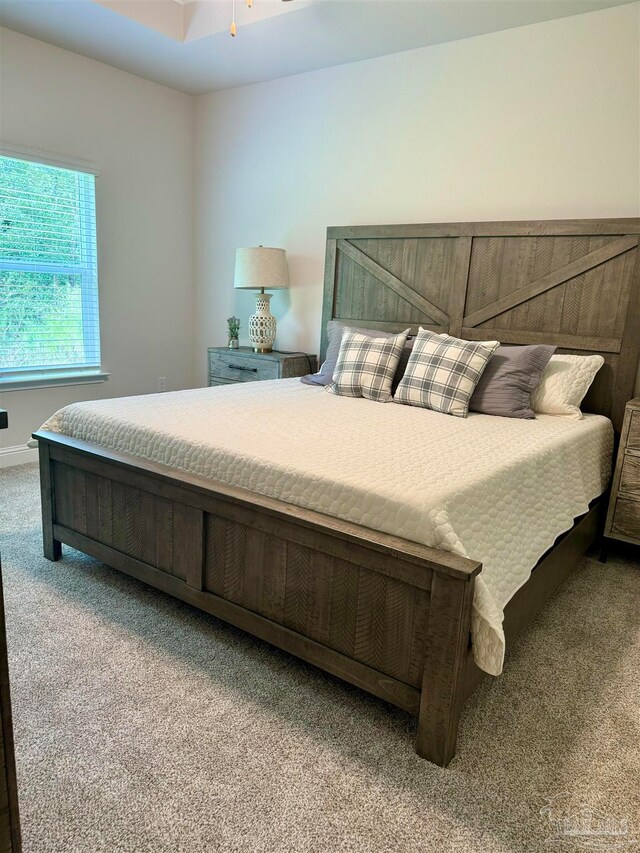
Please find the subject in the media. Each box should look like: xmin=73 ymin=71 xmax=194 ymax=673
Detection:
xmin=1 ymin=463 xmax=639 ymax=853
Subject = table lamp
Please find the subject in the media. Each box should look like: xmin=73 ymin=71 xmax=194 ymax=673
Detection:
xmin=234 ymin=246 xmax=290 ymax=352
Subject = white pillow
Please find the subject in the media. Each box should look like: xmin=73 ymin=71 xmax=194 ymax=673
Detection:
xmin=530 ymin=354 xmax=604 ymax=418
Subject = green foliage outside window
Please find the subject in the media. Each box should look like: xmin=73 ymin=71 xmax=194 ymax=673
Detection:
xmin=0 ymin=155 xmax=99 ymax=373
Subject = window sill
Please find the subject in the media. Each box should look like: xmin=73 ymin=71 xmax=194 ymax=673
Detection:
xmin=0 ymin=371 xmax=110 ymax=392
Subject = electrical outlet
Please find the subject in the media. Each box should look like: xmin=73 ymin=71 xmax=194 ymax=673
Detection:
xmin=157 ymin=377 xmax=167 ymax=392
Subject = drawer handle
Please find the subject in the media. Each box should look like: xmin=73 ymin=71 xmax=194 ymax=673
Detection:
xmin=228 ymin=364 xmax=258 ymax=373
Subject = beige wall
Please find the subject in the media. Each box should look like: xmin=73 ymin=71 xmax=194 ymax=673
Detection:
xmin=194 ymin=2 xmax=640 ymax=383
xmin=0 ymin=28 xmax=195 ymax=451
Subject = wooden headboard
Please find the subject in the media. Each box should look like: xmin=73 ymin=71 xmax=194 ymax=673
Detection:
xmin=321 ymin=218 xmax=640 ymax=431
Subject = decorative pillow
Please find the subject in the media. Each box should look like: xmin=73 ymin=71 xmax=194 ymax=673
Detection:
xmin=530 ymin=354 xmax=604 ymax=418
xmin=469 ymin=344 xmax=556 ymax=419
xmin=326 ymin=328 xmax=409 ymax=402
xmin=301 ymin=320 xmax=413 ymax=387
xmin=394 ymin=330 xmax=499 ymax=417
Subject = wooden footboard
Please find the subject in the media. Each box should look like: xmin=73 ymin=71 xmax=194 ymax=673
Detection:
xmin=35 ymin=430 xmax=481 ymax=766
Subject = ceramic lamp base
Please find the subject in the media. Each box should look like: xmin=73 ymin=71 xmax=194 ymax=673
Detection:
xmin=249 ymin=290 xmax=276 ymax=353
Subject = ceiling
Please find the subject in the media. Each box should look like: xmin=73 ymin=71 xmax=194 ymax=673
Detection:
xmin=0 ymin=0 xmax=634 ymax=95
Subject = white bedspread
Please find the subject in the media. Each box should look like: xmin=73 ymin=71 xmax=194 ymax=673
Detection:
xmin=41 ymin=379 xmax=613 ymax=675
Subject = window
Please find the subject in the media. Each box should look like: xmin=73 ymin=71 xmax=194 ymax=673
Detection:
xmin=0 ymin=152 xmax=105 ymax=389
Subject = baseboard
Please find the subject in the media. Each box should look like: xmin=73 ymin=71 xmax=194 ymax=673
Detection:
xmin=0 ymin=444 xmax=39 ymax=469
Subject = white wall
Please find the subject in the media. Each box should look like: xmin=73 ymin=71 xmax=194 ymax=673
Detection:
xmin=0 ymin=28 xmax=195 ymax=453
xmin=194 ymin=2 xmax=640 ymax=383
xmin=1 ymin=3 xmax=639 ymax=455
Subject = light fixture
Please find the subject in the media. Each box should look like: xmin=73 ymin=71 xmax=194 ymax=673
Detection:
xmin=230 ymin=0 xmax=237 ymax=36
xmin=231 ymin=0 xmax=294 ymax=37
xmin=233 ymin=247 xmax=290 ymax=353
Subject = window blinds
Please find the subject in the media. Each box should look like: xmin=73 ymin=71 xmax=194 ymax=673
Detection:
xmin=0 ymin=154 xmax=101 ymax=380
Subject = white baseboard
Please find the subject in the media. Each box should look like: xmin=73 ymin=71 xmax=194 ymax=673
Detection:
xmin=0 ymin=444 xmax=39 ymax=469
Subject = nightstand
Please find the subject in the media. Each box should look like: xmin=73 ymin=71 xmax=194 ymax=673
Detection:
xmin=207 ymin=347 xmax=317 ymax=387
xmin=603 ymin=397 xmax=640 ymax=552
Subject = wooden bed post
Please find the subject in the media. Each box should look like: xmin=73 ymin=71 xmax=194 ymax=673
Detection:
xmin=38 ymin=441 xmax=61 ymax=562
xmin=416 ymin=571 xmax=476 ymax=766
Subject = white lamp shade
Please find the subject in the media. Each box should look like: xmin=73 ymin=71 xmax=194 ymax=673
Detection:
xmin=234 ymin=247 xmax=289 ymax=290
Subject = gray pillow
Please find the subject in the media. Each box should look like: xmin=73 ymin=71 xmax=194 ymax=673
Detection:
xmin=392 ymin=335 xmax=414 ymax=393
xmin=469 ymin=344 xmax=556 ymax=418
xmin=301 ymin=321 xmax=397 ymax=386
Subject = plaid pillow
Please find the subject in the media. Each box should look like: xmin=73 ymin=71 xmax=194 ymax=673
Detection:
xmin=394 ymin=330 xmax=499 ymax=417
xmin=326 ymin=328 xmax=410 ymax=402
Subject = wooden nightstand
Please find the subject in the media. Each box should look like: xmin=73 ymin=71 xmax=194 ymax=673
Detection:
xmin=604 ymin=397 xmax=640 ymax=551
xmin=207 ymin=347 xmax=317 ymax=387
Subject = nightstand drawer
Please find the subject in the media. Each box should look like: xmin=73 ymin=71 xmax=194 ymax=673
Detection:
xmin=620 ymin=454 xmax=640 ymax=501
xmin=207 ymin=346 xmax=315 ymax=388
xmin=627 ymin=411 xmax=640 ymax=450
xmin=209 ymin=352 xmax=279 ymax=383
xmin=611 ymin=497 xmax=640 ymax=540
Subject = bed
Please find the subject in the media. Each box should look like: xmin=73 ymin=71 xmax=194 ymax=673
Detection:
xmin=34 ymin=218 xmax=640 ymax=765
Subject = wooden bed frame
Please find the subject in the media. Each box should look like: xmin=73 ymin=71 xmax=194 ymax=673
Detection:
xmin=35 ymin=218 xmax=640 ymax=766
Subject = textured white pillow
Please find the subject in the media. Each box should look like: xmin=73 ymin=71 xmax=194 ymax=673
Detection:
xmin=530 ymin=354 xmax=604 ymax=418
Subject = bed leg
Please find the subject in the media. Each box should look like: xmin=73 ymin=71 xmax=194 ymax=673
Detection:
xmin=38 ymin=441 xmax=62 ymax=562
xmin=416 ymin=572 xmax=475 ymax=766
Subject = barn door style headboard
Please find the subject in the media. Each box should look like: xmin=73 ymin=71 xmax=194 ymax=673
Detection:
xmin=321 ymin=219 xmax=640 ymax=431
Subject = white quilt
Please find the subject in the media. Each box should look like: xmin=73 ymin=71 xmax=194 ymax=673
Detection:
xmin=41 ymin=379 xmax=613 ymax=675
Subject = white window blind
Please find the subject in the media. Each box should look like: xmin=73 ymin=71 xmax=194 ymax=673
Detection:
xmin=0 ymin=154 xmax=102 ymax=385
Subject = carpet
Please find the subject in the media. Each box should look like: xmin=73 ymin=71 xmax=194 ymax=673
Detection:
xmin=1 ymin=463 xmax=639 ymax=853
